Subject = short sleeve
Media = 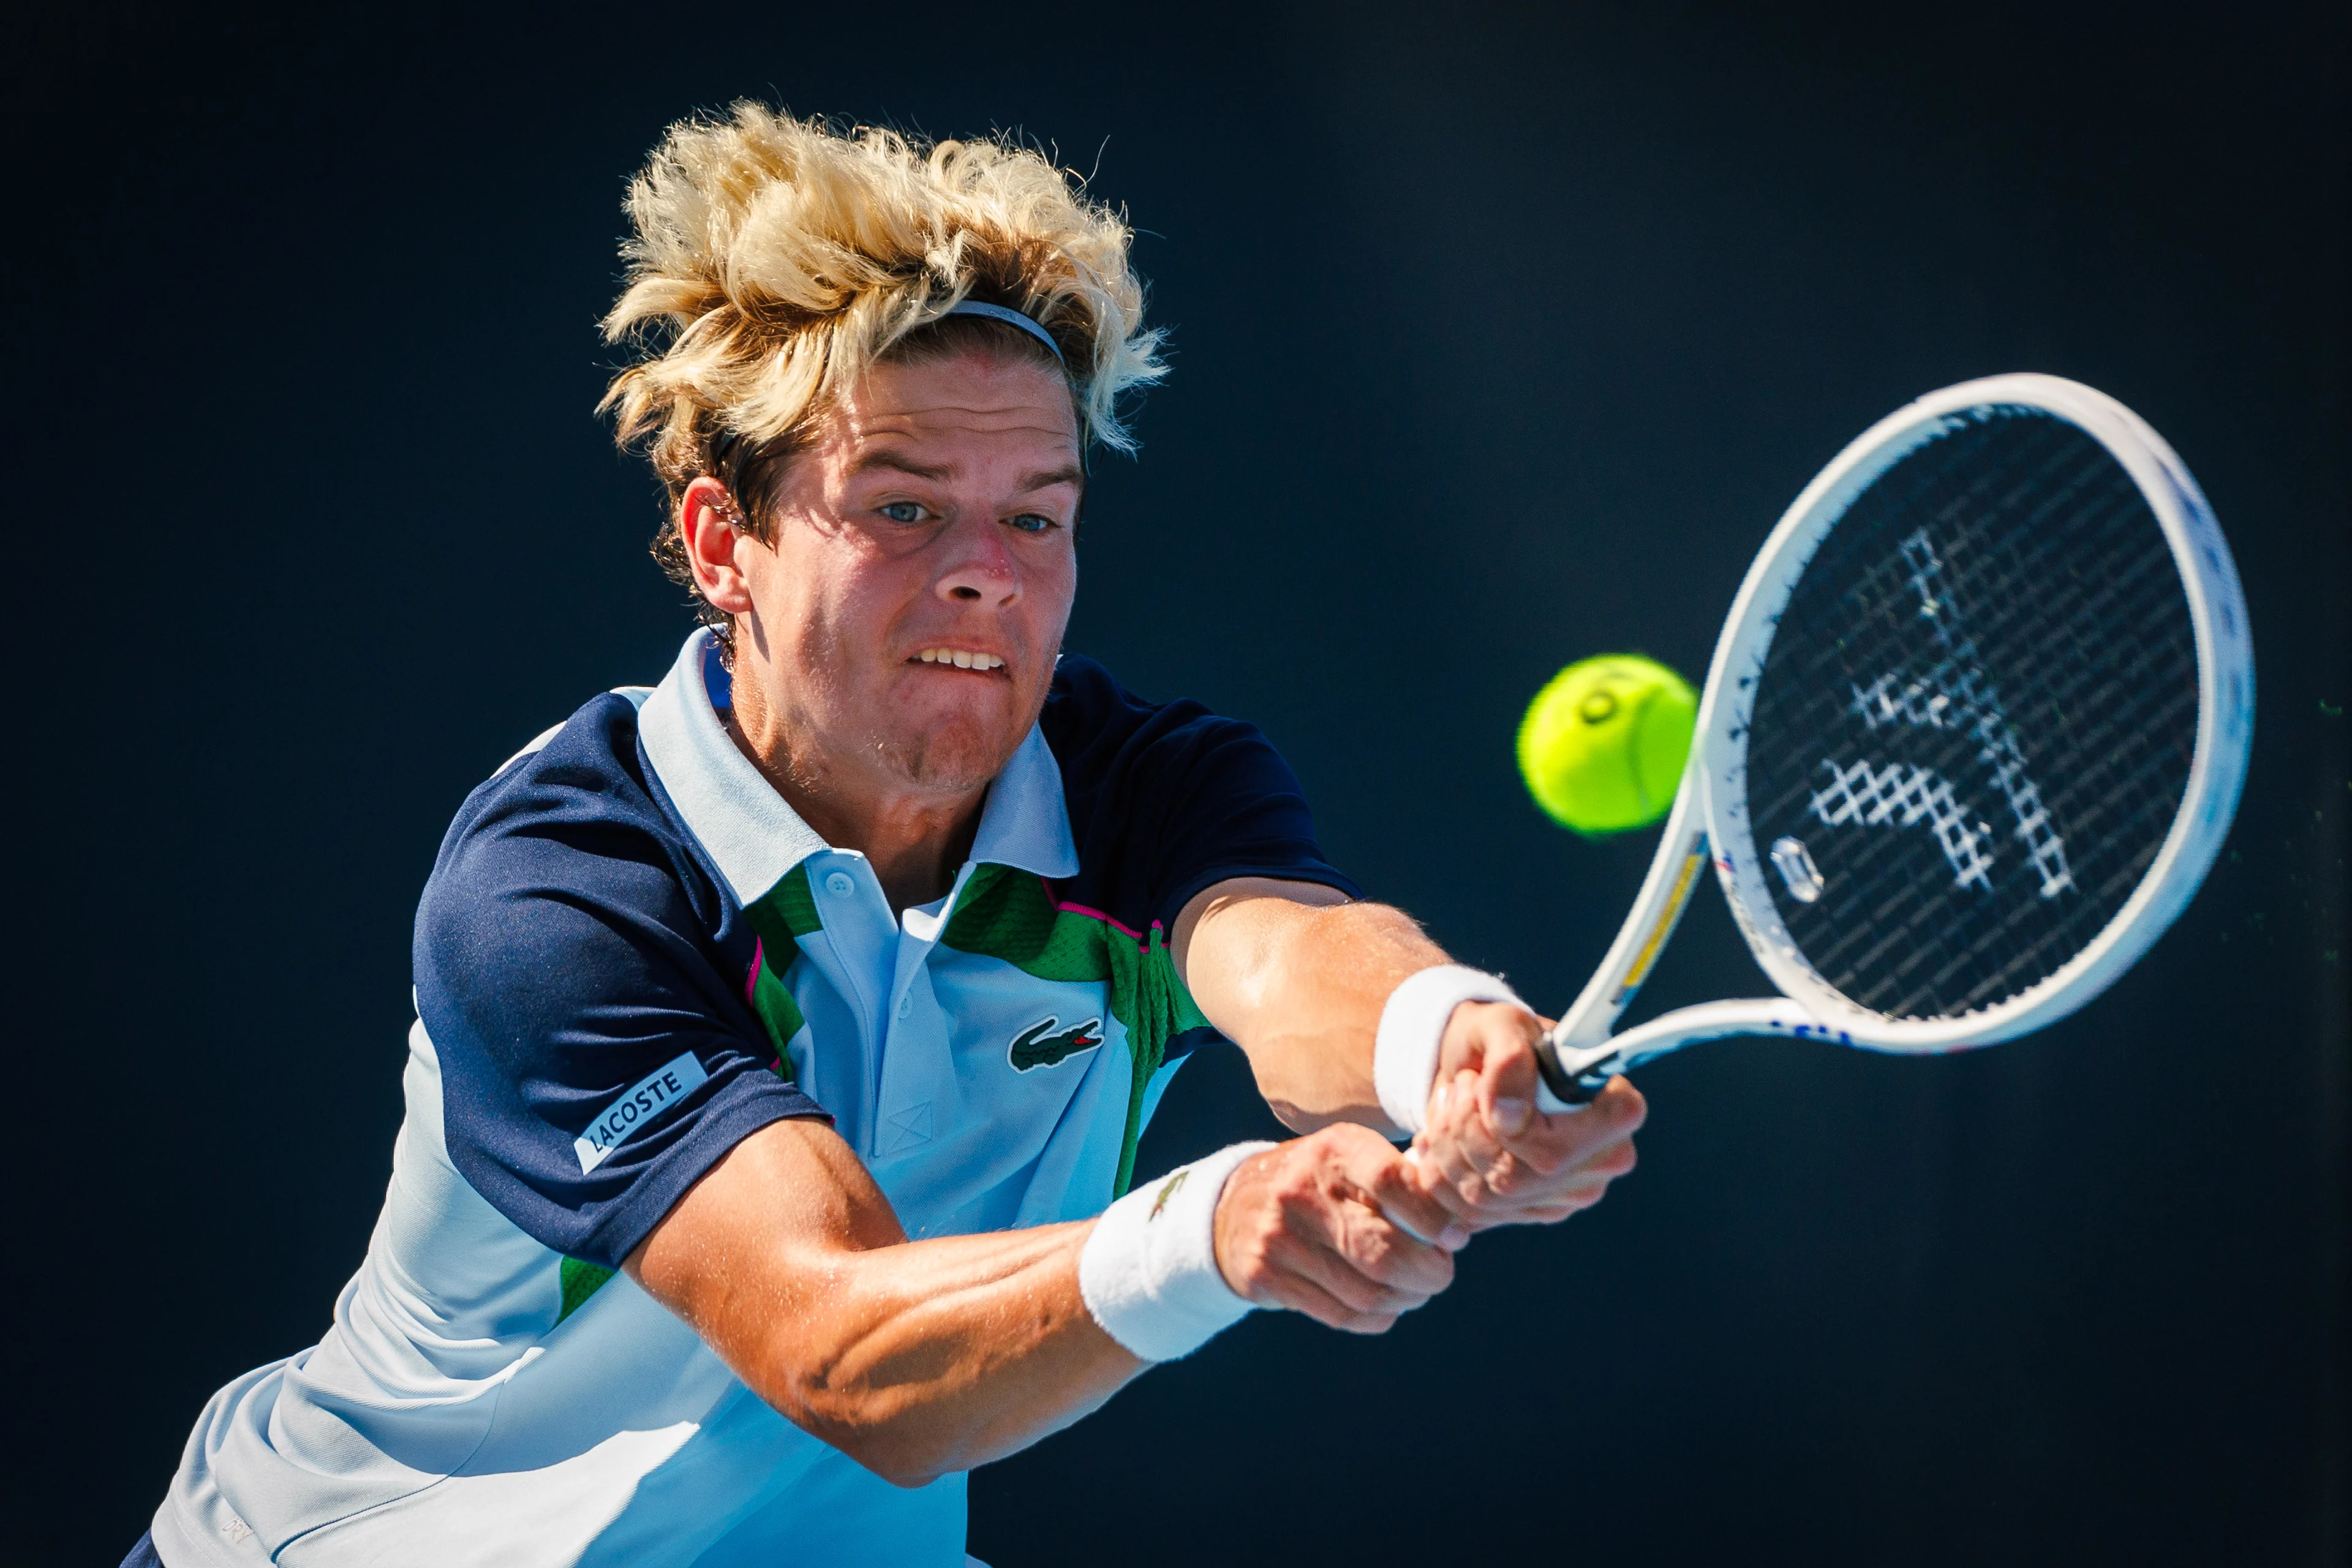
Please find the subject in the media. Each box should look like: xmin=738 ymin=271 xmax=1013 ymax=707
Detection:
xmin=1040 ymin=655 xmax=1362 ymax=936
xmin=413 ymin=696 xmax=828 ymax=1269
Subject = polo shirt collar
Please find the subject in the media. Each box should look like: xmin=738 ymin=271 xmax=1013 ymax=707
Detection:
xmin=969 ymin=694 xmax=1080 ymax=883
xmin=638 ymin=629 xmax=1077 ymax=907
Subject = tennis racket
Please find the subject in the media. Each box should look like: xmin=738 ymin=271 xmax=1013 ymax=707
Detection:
xmin=1532 ymin=373 xmax=2253 ymax=1110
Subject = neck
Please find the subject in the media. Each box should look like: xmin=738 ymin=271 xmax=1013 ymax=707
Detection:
xmin=724 ymin=671 xmax=986 ymax=914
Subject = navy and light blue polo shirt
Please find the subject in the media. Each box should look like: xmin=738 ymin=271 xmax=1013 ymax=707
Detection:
xmin=154 ymin=630 xmax=1356 ymax=1568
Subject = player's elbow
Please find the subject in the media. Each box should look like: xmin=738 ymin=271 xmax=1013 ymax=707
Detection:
xmin=875 ymin=1461 xmax=948 ymax=1490
xmin=801 ymin=1409 xmax=957 ymax=1489
xmin=767 ymin=1359 xmax=966 ymax=1489
xmin=827 ymin=1427 xmax=950 ymax=1490
xmin=1264 ymin=1097 xmax=1329 ymax=1136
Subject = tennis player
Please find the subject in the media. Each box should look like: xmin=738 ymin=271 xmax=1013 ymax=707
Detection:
xmin=136 ymin=106 xmax=1644 ymax=1568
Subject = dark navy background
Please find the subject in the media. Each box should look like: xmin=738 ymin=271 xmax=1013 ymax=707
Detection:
xmin=15 ymin=5 xmax=2346 ymax=1564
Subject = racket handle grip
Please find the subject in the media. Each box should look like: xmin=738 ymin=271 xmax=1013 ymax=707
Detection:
xmin=1532 ymin=1030 xmax=1620 ymax=1111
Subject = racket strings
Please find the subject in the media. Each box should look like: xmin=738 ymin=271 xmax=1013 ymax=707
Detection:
xmin=1744 ymin=410 xmax=2199 ymax=1020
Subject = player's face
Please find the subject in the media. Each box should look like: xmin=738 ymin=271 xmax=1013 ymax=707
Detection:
xmin=734 ymin=351 xmax=1082 ymax=796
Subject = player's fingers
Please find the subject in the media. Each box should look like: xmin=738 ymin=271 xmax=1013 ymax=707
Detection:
xmin=1417 ymin=1071 xmax=1501 ymax=1213
xmin=1272 ymin=1280 xmax=1408 ymax=1336
xmin=1493 ymin=1074 xmax=1647 ymax=1187
xmin=1423 ymin=1068 xmax=1638 ymax=1215
xmin=1448 ymin=1186 xmax=1600 ymax=1234
xmin=1498 ymin=1169 xmax=1623 ymax=1221
xmin=1224 ymin=1183 xmax=1426 ymax=1321
xmin=1247 ymin=1259 xmax=1386 ymax=1329
xmin=1310 ymin=1125 xmax=1460 ymax=1295
xmin=1588 ymin=1073 xmax=1649 ymax=1134
xmin=1423 ymin=1077 xmax=1642 ymax=1216
xmin=1444 ymin=1068 xmax=1579 ymax=1207
xmin=1476 ymin=1139 xmax=1643 ymax=1227
xmin=1336 ymin=1196 xmax=1458 ymax=1297
xmin=1497 ymin=1063 xmax=1647 ymax=1178
xmin=1402 ymin=1085 xmax=1474 ymax=1219
xmin=1590 ymin=1124 xmax=1642 ymax=1175
xmin=1447 ymin=1067 xmax=1510 ymax=1170
xmin=1406 ymin=1141 xmax=1479 ymax=1224
xmin=1349 ymin=1136 xmax=1469 ymax=1253
xmin=1266 ymin=1217 xmax=1442 ymax=1316
xmin=1524 ymin=1109 xmax=1637 ymax=1194
xmin=1473 ymin=1008 xmax=1547 ymax=1145
xmin=1512 ymin=1122 xmax=1640 ymax=1206
xmin=1231 ymin=1126 xmax=1454 ymax=1316
xmin=1542 ymin=1165 xmax=1629 ymax=1210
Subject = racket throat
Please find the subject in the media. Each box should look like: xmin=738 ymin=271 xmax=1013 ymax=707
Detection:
xmin=1533 ymin=1000 xmax=1844 ymax=1112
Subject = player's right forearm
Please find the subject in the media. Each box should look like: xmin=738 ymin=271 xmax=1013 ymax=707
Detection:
xmin=752 ymin=1132 xmax=1455 ymax=1482
xmin=736 ymin=1221 xmax=1145 ymax=1487
xmin=628 ymin=1120 xmax=1146 ymax=1488
xmin=631 ymin=1115 xmax=1455 ymax=1486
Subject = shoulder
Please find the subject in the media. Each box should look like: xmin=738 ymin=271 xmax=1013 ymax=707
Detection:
xmin=413 ymin=692 xmax=814 ymax=1267
xmin=1041 ymin=654 xmax=1286 ymax=801
xmin=444 ymin=691 xmax=668 ymax=842
xmin=416 ymin=692 xmax=733 ymax=1008
xmin=426 ymin=694 xmax=715 ymax=911
xmin=1037 ymin=655 xmax=1359 ymax=934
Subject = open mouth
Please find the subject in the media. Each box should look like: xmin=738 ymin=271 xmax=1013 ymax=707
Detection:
xmin=911 ymin=648 xmax=1008 ymax=672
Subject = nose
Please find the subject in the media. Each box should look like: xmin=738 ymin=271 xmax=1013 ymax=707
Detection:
xmin=935 ymin=517 xmax=1020 ymax=606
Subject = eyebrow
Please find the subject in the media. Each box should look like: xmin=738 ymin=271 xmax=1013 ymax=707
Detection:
xmin=849 ymin=450 xmax=1084 ymax=496
xmin=1018 ymin=464 xmax=1085 ymax=494
xmin=849 ymin=451 xmax=955 ymax=483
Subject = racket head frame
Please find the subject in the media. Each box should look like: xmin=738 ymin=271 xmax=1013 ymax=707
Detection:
xmin=1535 ymin=373 xmax=2253 ymax=1105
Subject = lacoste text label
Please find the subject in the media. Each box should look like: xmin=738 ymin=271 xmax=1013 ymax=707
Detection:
xmin=575 ymin=1051 xmax=709 ymax=1173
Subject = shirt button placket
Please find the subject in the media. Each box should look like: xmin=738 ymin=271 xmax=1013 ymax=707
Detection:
xmin=816 ymin=859 xmax=886 ymax=1153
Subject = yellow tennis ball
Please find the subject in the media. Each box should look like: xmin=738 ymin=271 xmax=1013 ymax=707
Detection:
xmin=1517 ymin=654 xmax=1698 ymax=837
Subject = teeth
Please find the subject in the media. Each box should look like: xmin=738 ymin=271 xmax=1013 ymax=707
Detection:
xmin=952 ymin=650 xmax=973 ymax=669
xmin=915 ymin=649 xmax=1003 ymax=671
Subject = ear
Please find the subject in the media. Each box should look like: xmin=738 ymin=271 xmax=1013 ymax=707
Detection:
xmin=680 ymin=475 xmax=757 ymax=617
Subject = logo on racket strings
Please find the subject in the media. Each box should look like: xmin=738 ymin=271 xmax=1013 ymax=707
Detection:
xmin=1808 ymin=528 xmax=2075 ymax=898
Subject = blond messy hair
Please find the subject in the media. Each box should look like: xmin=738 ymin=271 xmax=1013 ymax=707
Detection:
xmin=599 ymin=104 xmax=1166 ymax=601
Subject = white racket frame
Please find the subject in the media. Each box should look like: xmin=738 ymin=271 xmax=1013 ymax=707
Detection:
xmin=1534 ymin=373 xmax=2254 ymax=1110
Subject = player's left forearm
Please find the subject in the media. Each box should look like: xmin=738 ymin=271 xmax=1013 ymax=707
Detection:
xmin=1174 ymin=881 xmax=1449 ymax=1134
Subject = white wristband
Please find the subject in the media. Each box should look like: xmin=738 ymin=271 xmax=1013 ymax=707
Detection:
xmin=1079 ymin=1140 xmax=1275 ymax=1363
xmin=1374 ymin=963 xmax=1529 ymax=1135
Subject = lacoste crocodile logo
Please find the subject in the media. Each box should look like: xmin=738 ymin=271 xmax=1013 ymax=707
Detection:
xmin=1008 ymin=1014 xmax=1104 ymax=1072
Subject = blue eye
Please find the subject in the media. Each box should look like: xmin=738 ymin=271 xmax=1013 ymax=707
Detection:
xmin=879 ymin=502 xmax=924 ymax=524
xmin=1008 ymin=513 xmax=1055 ymax=534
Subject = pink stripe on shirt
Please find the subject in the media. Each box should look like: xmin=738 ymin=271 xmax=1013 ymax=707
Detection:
xmin=1039 ymin=876 xmax=1154 ymax=943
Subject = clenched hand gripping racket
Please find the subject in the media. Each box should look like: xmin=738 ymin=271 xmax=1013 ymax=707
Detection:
xmin=1532 ymin=374 xmax=2253 ymax=1111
